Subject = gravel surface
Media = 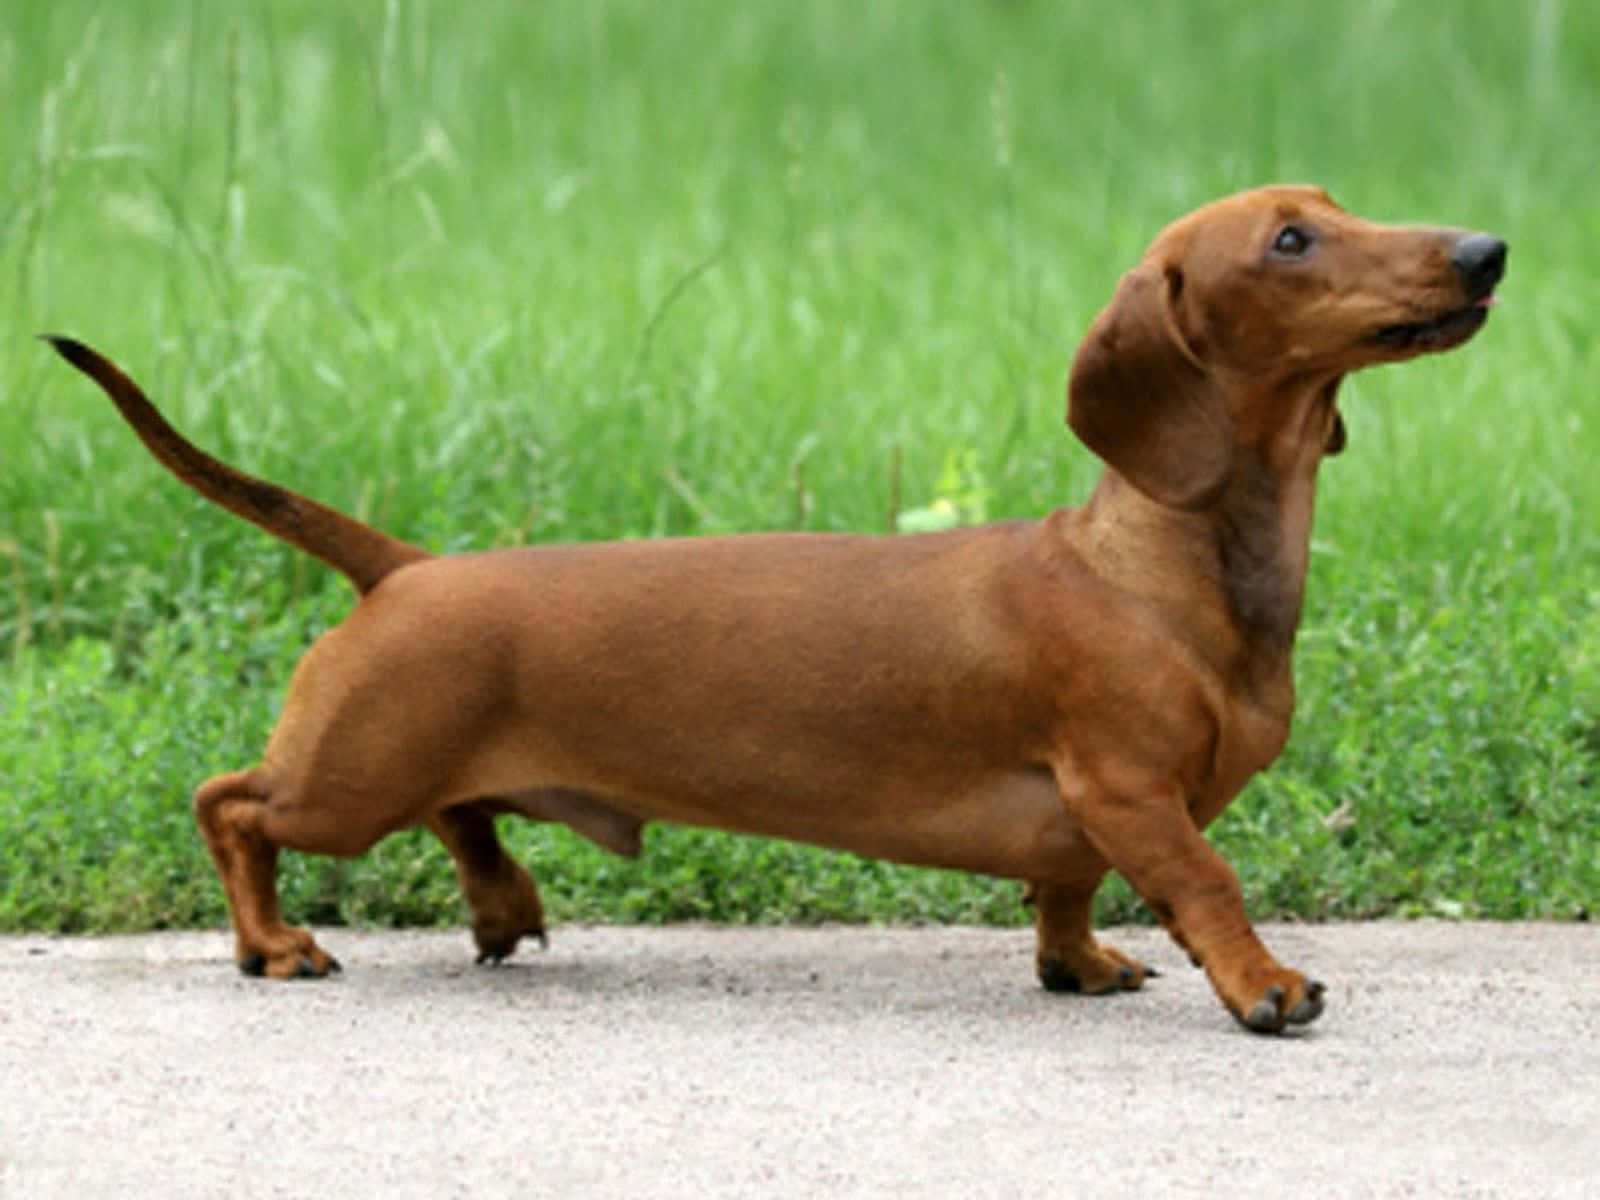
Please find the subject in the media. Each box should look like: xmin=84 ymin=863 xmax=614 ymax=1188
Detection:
xmin=1 ymin=921 xmax=1595 ymax=1198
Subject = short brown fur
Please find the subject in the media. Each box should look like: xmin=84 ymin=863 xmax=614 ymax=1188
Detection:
xmin=50 ymin=186 xmax=1504 ymax=1031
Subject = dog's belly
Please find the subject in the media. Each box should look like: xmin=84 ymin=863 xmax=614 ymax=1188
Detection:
xmin=469 ymin=747 xmax=1085 ymax=882
xmin=675 ymin=764 xmax=1088 ymax=876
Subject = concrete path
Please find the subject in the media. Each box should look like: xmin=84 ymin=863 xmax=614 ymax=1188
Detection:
xmin=1 ymin=922 xmax=1595 ymax=1198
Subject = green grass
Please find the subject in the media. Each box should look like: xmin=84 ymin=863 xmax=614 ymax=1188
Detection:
xmin=2 ymin=0 xmax=1596 ymax=933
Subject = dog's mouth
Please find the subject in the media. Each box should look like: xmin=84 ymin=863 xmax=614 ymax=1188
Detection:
xmin=1373 ymin=294 xmax=1495 ymax=353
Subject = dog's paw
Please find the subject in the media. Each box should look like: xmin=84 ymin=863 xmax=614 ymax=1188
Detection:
xmin=235 ymin=923 xmax=340 ymax=980
xmin=466 ymin=867 xmax=548 ymax=966
xmin=1234 ymin=976 xmax=1326 ymax=1033
xmin=472 ymin=925 xmax=547 ymax=966
xmin=237 ymin=939 xmax=341 ymax=981
xmin=1037 ymin=939 xmax=1156 ymax=995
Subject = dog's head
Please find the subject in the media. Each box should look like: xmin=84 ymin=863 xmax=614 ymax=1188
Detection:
xmin=1067 ymin=185 xmax=1506 ymax=509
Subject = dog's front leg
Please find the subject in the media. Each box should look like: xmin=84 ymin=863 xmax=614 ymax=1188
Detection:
xmin=1024 ymin=870 xmax=1155 ymax=995
xmin=1062 ymin=783 xmax=1324 ymax=1032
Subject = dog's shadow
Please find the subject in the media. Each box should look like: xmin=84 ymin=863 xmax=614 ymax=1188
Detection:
xmin=339 ymin=929 xmax=1190 ymax=1031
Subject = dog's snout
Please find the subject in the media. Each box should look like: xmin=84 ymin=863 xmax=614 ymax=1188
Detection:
xmin=1451 ymin=233 xmax=1507 ymax=298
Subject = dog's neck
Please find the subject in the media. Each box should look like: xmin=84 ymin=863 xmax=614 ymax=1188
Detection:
xmin=1079 ymin=417 xmax=1330 ymax=691
xmin=1091 ymin=372 xmax=1336 ymax=651
xmin=1204 ymin=455 xmax=1314 ymax=649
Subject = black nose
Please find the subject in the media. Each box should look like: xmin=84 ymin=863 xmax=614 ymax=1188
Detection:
xmin=1452 ymin=233 xmax=1507 ymax=298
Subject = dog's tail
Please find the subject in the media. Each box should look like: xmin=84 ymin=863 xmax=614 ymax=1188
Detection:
xmin=45 ymin=336 xmax=429 ymax=595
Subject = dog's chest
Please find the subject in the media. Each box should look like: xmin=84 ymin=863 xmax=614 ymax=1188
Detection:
xmin=1196 ymin=674 xmax=1295 ymax=825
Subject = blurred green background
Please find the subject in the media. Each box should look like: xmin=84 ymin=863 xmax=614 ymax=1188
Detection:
xmin=1 ymin=1 xmax=1595 ymax=932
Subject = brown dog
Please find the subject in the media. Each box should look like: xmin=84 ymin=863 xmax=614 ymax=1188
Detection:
xmin=49 ymin=185 xmax=1504 ymax=1031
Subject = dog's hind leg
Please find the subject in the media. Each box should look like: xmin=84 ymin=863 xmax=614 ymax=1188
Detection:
xmin=1025 ymin=863 xmax=1156 ymax=995
xmin=427 ymin=802 xmax=547 ymax=964
xmin=192 ymin=770 xmax=343 ymax=978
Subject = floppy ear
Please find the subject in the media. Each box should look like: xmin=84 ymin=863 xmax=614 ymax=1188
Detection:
xmin=1067 ymin=264 xmax=1234 ymax=509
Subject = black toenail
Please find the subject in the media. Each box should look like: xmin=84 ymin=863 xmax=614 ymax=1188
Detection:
xmin=1038 ymin=958 xmax=1083 ymax=993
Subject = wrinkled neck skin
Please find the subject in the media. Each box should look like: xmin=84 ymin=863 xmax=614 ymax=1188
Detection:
xmin=1077 ymin=374 xmax=1341 ymax=696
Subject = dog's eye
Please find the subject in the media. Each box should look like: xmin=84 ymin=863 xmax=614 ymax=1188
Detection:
xmin=1271 ymin=225 xmax=1313 ymax=258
